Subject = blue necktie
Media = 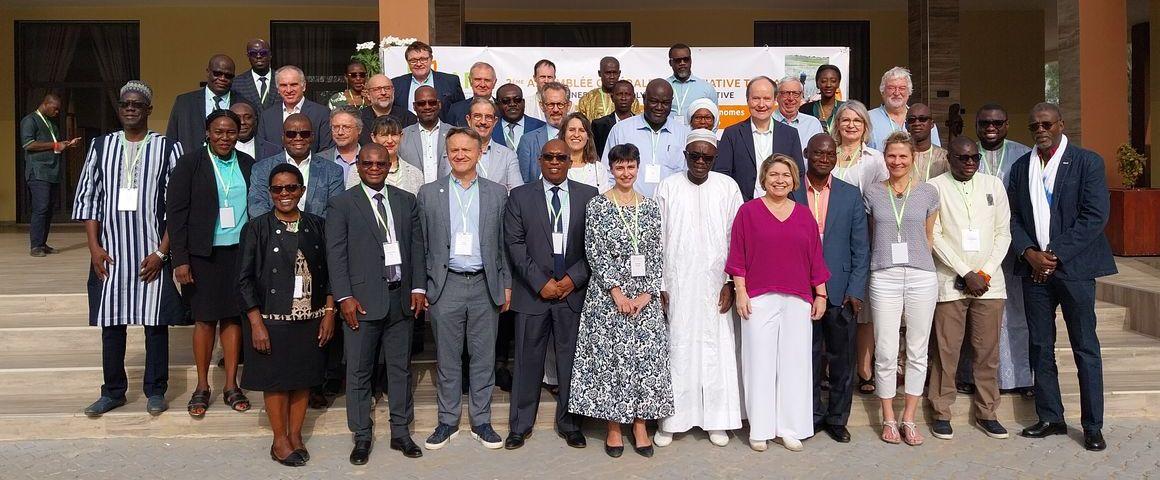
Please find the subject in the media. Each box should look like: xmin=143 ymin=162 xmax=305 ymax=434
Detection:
xmin=551 ymin=186 xmax=565 ymax=279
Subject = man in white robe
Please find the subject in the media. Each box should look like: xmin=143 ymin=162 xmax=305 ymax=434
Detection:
xmin=654 ymin=129 xmax=744 ymax=447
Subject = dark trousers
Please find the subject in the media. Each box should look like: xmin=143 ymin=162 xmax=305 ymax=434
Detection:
xmin=27 ymin=179 xmax=57 ymax=249
xmin=344 ymin=288 xmax=414 ymax=441
xmin=1023 ymin=276 xmax=1104 ymax=430
xmin=101 ymin=324 xmax=169 ymax=400
xmin=812 ymin=304 xmax=856 ymax=426
xmin=509 ymin=302 xmax=581 ymax=434
xmin=496 ymin=310 xmax=515 ymax=366
xmin=321 ymin=324 xmax=344 ymax=385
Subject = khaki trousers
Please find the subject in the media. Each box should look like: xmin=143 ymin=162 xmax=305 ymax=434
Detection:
xmin=928 ymin=297 xmax=1004 ymax=421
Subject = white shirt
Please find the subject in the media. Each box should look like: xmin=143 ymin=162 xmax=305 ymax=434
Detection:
xmin=236 ymin=137 xmax=256 ymax=159
xmin=204 ymin=87 xmax=229 ymax=117
xmin=499 ymin=117 xmax=524 ymax=150
xmin=542 ymin=178 xmax=571 ymax=252
xmin=773 ymin=110 xmax=825 ymax=155
xmin=286 ymin=152 xmax=312 ymax=210
xmin=419 ymin=121 xmax=442 ymax=184
xmin=282 ymin=98 xmax=305 ymax=122
xmin=751 ymin=120 xmax=774 ymax=197
xmin=252 ymin=70 xmax=271 ymax=103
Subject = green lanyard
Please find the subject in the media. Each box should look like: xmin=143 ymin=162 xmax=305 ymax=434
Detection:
xmin=978 ymin=140 xmax=1007 ymax=176
xmin=614 ymin=193 xmax=641 ymax=254
xmin=120 ymin=133 xmax=152 ymax=188
xmin=35 ymin=111 xmax=58 ymax=142
xmin=952 ymin=176 xmax=975 ymax=229
xmin=835 ymin=144 xmax=861 ymax=182
xmin=449 ymin=176 xmax=477 ymax=233
xmin=916 ymin=147 xmax=934 ymax=181
xmin=206 ymin=146 xmax=238 ymax=207
xmin=887 ymin=179 xmax=912 ymax=242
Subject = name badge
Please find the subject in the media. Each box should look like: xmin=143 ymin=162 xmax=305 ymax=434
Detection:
xmin=219 ymin=206 xmax=236 ymax=228
xmin=293 ymin=275 xmax=304 ymax=299
xmin=986 ymin=194 xmax=994 ymax=206
xmin=630 ymin=254 xmax=646 ymax=277
xmin=383 ymin=241 xmax=402 ymax=266
xmin=672 ymin=115 xmax=685 ymax=124
xmin=644 ymin=164 xmax=661 ymax=184
xmin=116 ymin=188 xmax=138 ymax=212
xmin=454 ymin=232 xmax=474 ymax=256
xmin=962 ymin=228 xmax=982 ymax=252
xmin=552 ymin=232 xmax=565 ymax=255
xmin=891 ymin=242 xmax=909 ymax=265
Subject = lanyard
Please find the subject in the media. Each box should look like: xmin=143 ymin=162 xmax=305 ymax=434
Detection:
xmin=503 ymin=121 xmax=518 ymax=149
xmin=978 ymin=140 xmax=1007 ymax=176
xmin=370 ymin=189 xmax=395 ymax=242
xmin=599 ymin=91 xmax=611 ymax=116
xmin=120 ymin=133 xmax=151 ymax=188
xmin=613 ymin=192 xmax=642 ymax=254
xmin=952 ymin=176 xmax=975 ymax=228
xmin=887 ymin=179 xmax=912 ymax=242
xmin=836 ymin=145 xmax=861 ymax=182
xmin=649 ymin=128 xmax=662 ymax=165
xmin=35 ymin=111 xmax=58 ymax=143
xmin=916 ymin=147 xmax=934 ymax=181
xmin=450 ymin=176 xmax=476 ymax=233
xmin=674 ymin=81 xmax=692 ymax=117
xmin=809 ymin=186 xmax=824 ymax=225
xmin=478 ymin=146 xmax=491 ymax=178
xmin=207 ymin=146 xmax=238 ymax=207
xmin=548 ymin=188 xmax=568 ymax=233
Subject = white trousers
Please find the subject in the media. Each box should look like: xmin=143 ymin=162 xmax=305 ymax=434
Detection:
xmin=741 ymin=292 xmax=813 ymax=441
xmin=869 ymin=266 xmax=938 ymax=398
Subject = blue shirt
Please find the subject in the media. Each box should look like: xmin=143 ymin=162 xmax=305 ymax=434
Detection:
xmin=204 ymin=87 xmax=230 ymax=117
xmin=543 ymin=178 xmax=571 ymax=251
xmin=407 ymin=74 xmax=435 ymax=114
xmin=773 ymin=111 xmax=825 ymax=155
xmin=666 ymin=74 xmax=718 ymax=123
xmin=447 ymin=176 xmax=483 ymax=272
xmin=867 ymin=105 xmax=941 ymax=151
xmin=210 ymin=149 xmax=247 ymax=246
xmin=601 ymin=115 xmax=690 ymax=197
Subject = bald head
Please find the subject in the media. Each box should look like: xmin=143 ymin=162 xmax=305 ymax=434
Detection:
xmin=643 ymin=79 xmax=674 ymax=127
xmin=205 ymin=54 xmax=236 ymax=95
xmin=539 ymin=139 xmax=570 ymax=184
xmin=244 ymin=38 xmax=271 ymax=72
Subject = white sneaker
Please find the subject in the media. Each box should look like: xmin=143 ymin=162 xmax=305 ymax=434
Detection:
xmin=708 ymin=430 xmax=729 ymax=446
xmin=750 ymin=440 xmax=768 ymax=452
xmin=653 ymin=430 xmax=673 ymax=447
xmin=779 ymin=436 xmax=803 ymax=452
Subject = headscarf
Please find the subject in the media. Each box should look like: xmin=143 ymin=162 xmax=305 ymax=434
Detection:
xmin=686 ymin=97 xmax=719 ymax=131
xmin=685 ymin=128 xmax=718 ymax=148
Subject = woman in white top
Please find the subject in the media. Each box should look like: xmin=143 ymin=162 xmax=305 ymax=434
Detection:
xmin=559 ymin=112 xmax=608 ymax=191
xmin=347 ymin=115 xmax=424 ymax=194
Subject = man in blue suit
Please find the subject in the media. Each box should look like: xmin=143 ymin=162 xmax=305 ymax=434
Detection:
xmin=516 ymin=82 xmax=570 ymax=183
xmin=1008 ymin=102 xmax=1116 ymax=451
xmin=248 ymin=113 xmax=344 ymax=218
xmin=392 ymin=41 xmax=465 ymax=115
xmin=790 ymin=133 xmax=868 ymax=444
xmin=494 ymin=83 xmax=545 ymax=152
xmin=713 ymin=76 xmax=804 ymax=201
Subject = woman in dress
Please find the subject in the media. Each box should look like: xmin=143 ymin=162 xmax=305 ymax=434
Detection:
xmin=569 ymin=143 xmax=673 ymax=459
xmin=328 ymin=60 xmax=369 ymax=110
xmin=864 ymin=131 xmax=940 ymax=446
xmin=167 ymin=109 xmax=255 ymax=417
xmin=238 ymin=163 xmax=335 ymax=466
xmin=686 ymin=98 xmax=720 ymax=133
xmin=346 ymin=115 xmax=424 ymax=194
xmin=727 ymin=154 xmax=829 ymax=452
xmin=558 ymin=112 xmax=607 ymax=190
xmin=801 ymin=64 xmax=846 ymax=132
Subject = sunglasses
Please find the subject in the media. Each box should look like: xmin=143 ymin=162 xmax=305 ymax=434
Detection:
xmin=284 ymin=130 xmax=313 ymax=139
xmin=905 ymin=115 xmax=932 ymax=124
xmin=976 ymin=119 xmax=1007 ymax=128
xmin=540 ymin=153 xmax=568 ymax=162
xmin=118 ymin=100 xmax=150 ymax=109
xmin=247 ymin=49 xmax=271 ymax=58
xmin=268 ymin=184 xmax=303 ymax=194
xmin=499 ymin=97 xmax=524 ymax=105
xmin=685 ymin=152 xmax=717 ymax=163
xmin=414 ymin=100 xmax=439 ymax=108
xmin=347 ymin=72 xmax=368 ymax=78
xmin=670 ymin=56 xmax=691 ymax=64
xmin=359 ymin=160 xmax=390 ymax=169
xmin=1028 ymin=121 xmax=1058 ymax=132
xmin=952 ymin=153 xmax=982 ymax=163
xmin=210 ymin=70 xmax=235 ymax=80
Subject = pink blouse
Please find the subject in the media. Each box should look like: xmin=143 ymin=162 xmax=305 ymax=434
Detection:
xmin=726 ymin=199 xmax=830 ymax=304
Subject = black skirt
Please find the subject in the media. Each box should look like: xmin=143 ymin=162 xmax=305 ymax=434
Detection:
xmin=241 ymin=317 xmax=326 ymax=391
xmin=184 ymin=245 xmax=243 ymax=322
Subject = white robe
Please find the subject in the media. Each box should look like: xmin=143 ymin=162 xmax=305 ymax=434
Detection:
xmin=655 ymin=171 xmax=744 ymax=432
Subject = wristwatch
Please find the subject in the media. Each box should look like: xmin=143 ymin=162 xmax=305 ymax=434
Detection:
xmin=153 ymin=250 xmax=170 ymax=262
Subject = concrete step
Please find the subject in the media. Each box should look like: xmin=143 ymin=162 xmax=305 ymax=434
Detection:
xmin=0 ymin=293 xmax=87 ymax=316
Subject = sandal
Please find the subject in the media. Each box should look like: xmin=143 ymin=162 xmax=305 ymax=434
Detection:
xmin=900 ymin=422 xmax=924 ymax=446
xmin=224 ymin=388 xmax=251 ymax=412
xmin=187 ymin=389 xmax=211 ymax=418
xmin=858 ymin=375 xmax=876 ymax=395
xmin=881 ymin=421 xmax=901 ymax=444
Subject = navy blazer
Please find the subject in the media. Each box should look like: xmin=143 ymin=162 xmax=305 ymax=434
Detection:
xmin=712 ymin=118 xmax=805 ymax=201
xmin=1007 ymin=143 xmax=1117 ymax=280
xmin=391 ymin=71 xmax=466 ymax=113
xmin=789 ymin=176 xmax=870 ymax=304
xmin=504 ymin=180 xmax=598 ymax=314
xmin=493 ymin=115 xmax=546 ymax=150
xmin=257 ymin=99 xmax=335 ymax=154
xmin=166 ymin=88 xmax=242 ymax=155
xmin=443 ymin=96 xmax=475 ymax=127
xmin=231 ymin=69 xmax=278 ymax=111
xmin=248 ymin=151 xmax=345 ymax=219
xmin=516 ymin=125 xmax=558 ymax=183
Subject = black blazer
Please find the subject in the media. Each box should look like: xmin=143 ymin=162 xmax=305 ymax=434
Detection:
xmin=712 ymin=118 xmax=805 ymax=201
xmin=257 ymin=99 xmax=335 ymax=154
xmin=391 ymin=71 xmax=465 ymax=113
xmin=230 ymin=69 xmax=278 ymax=111
xmin=166 ymin=148 xmax=255 ymax=266
xmin=238 ymin=212 xmax=329 ymax=314
xmin=442 ymin=96 xmax=480 ymax=127
xmin=592 ymin=113 xmax=617 ymax=155
xmin=357 ymin=107 xmax=418 ymax=145
xmin=504 ymin=180 xmax=598 ymax=314
xmin=1007 ymin=143 xmax=1118 ymax=280
xmin=325 ymin=184 xmax=426 ymax=321
xmin=166 ymin=88 xmax=242 ymax=154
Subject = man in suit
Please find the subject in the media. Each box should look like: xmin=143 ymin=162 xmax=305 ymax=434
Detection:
xmin=231 ymin=38 xmax=276 ymax=112
xmin=166 ymin=54 xmax=237 ymax=154
xmin=248 ymin=113 xmax=344 ymax=218
xmin=359 ymin=74 xmax=417 ymax=145
xmin=400 ymin=86 xmax=452 ymax=184
xmin=444 ymin=62 xmax=497 ymax=127
xmin=713 ymin=76 xmax=804 ymax=201
xmin=392 ymin=41 xmax=465 ymax=115
xmin=258 ymin=65 xmax=333 ymax=153
xmin=516 ymin=82 xmax=571 ymax=184
xmin=494 ymin=83 xmax=545 ymax=152
xmin=1008 ymin=102 xmax=1116 ymax=451
xmin=502 ymin=139 xmax=597 ymax=450
xmin=417 ymin=127 xmax=512 ymax=451
xmin=789 ymin=133 xmax=869 ymax=443
xmin=229 ymin=102 xmax=279 ymax=161
xmin=592 ymin=80 xmax=637 ymax=154
xmin=326 ymin=143 xmax=426 ymax=464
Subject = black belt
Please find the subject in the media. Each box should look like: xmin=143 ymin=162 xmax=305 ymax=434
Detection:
xmin=449 ymin=270 xmax=484 ymax=277
xmin=387 ymin=281 xmax=401 ymax=290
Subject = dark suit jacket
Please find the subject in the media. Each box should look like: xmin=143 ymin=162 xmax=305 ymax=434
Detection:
xmin=1007 ymin=143 xmax=1117 ymax=280
xmin=789 ymin=176 xmax=870 ymax=304
xmin=238 ymin=211 xmax=329 ymax=314
xmin=166 ymin=88 xmax=241 ymax=154
xmin=166 ymin=148 xmax=256 ymax=267
xmin=251 ymin=136 xmax=283 ymax=161
xmin=592 ymin=113 xmax=617 ymax=155
xmin=712 ymin=118 xmax=805 ymax=201
xmin=443 ymin=96 xmax=476 ymax=127
xmin=492 ymin=115 xmax=546 ymax=149
xmin=504 ymin=180 xmax=598 ymax=314
xmin=325 ymin=184 xmax=426 ymax=321
xmin=358 ymin=107 xmax=418 ymax=145
xmin=248 ymin=152 xmax=345 ymax=219
xmin=257 ymin=99 xmax=335 ymax=153
xmin=231 ymin=69 xmax=277 ymax=111
xmin=391 ymin=71 xmax=465 ymax=113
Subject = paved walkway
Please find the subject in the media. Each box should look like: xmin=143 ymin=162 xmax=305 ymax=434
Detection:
xmin=3 ymin=420 xmax=1158 ymax=479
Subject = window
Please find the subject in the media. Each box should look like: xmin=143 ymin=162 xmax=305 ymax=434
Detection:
xmin=270 ymin=21 xmax=380 ymax=105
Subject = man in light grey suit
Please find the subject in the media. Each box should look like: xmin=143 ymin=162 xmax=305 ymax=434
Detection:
xmin=400 ymin=86 xmax=452 ymax=184
xmin=416 ymin=127 xmax=512 ymax=451
xmin=248 ymin=113 xmax=344 ymax=218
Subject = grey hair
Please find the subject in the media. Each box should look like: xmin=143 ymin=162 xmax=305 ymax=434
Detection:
xmin=329 ymin=106 xmax=363 ymax=131
xmin=829 ymin=99 xmax=873 ymax=145
xmin=878 ymin=66 xmax=913 ymax=95
xmin=469 ymin=62 xmax=496 ymax=79
xmin=776 ymin=76 xmax=803 ymax=93
xmin=275 ymin=65 xmax=306 ymax=84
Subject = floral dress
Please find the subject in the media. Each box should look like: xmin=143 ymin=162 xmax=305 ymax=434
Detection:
xmin=568 ymin=194 xmax=674 ymax=423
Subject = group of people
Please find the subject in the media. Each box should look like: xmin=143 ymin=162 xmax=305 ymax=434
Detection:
xmin=25 ymin=37 xmax=1116 ymax=468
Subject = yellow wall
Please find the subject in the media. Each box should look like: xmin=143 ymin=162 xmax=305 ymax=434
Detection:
xmin=0 ymin=5 xmax=377 ymax=222
xmin=959 ymin=10 xmax=1045 ymax=146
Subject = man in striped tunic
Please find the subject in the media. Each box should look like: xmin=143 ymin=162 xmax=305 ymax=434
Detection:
xmin=74 ymin=80 xmax=189 ymax=417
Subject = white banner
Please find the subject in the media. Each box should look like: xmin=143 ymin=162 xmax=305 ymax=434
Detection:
xmin=382 ymin=46 xmax=849 ymax=130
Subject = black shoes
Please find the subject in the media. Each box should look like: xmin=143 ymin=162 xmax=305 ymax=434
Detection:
xmin=931 ymin=420 xmax=954 ymax=440
xmin=824 ymin=424 xmax=852 ymax=443
xmin=956 ymin=382 xmax=977 ymax=395
xmin=1084 ymin=429 xmax=1106 ymax=451
xmin=1020 ymin=421 xmax=1068 ymax=438
xmin=504 ymin=431 xmax=530 ymax=450
xmin=390 ymin=436 xmax=423 ymax=458
xmin=273 ymin=446 xmax=307 ymax=467
xmin=84 ymin=396 xmax=127 ymax=417
xmin=604 ymin=442 xmax=624 ymax=458
xmin=559 ymin=430 xmax=587 ymax=448
xmin=349 ymin=440 xmax=372 ymax=465
xmin=632 ymin=437 xmax=654 ymax=458
xmin=29 ymin=247 xmax=46 ymax=257
xmin=978 ymin=419 xmax=1009 ymax=439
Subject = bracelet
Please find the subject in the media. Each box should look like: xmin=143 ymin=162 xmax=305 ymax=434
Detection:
xmin=324 ymin=307 xmax=335 ymax=312
xmin=815 ymin=293 xmax=828 ymax=299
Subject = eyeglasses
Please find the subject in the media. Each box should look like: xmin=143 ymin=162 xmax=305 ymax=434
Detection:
xmin=368 ymin=86 xmax=391 ymax=93
xmin=469 ymin=113 xmax=497 ymax=122
xmin=905 ymin=115 xmax=932 ymax=124
xmin=976 ymin=119 xmax=1007 ymax=128
xmin=670 ymin=56 xmax=691 ymax=64
xmin=284 ymin=130 xmax=313 ymax=139
xmin=542 ymin=102 xmax=568 ymax=111
xmin=359 ymin=160 xmax=389 ymax=169
xmin=210 ymin=70 xmax=235 ymax=80
xmin=332 ymin=124 xmax=357 ymax=132
xmin=540 ymin=153 xmax=569 ymax=163
xmin=247 ymin=49 xmax=270 ymax=58
xmin=778 ymin=91 xmax=803 ymax=99
xmin=268 ymin=184 xmax=303 ymax=194
xmin=347 ymin=72 xmax=368 ymax=78
xmin=1028 ymin=121 xmax=1058 ymax=132
xmin=838 ymin=117 xmax=865 ymax=125
xmin=884 ymin=86 xmax=909 ymax=94
xmin=684 ymin=152 xmax=717 ymax=163
xmin=414 ymin=100 xmax=439 ymax=108
xmin=952 ymin=153 xmax=982 ymax=163
xmin=406 ymin=56 xmax=431 ymax=65
xmin=499 ymin=97 xmax=524 ymax=105
xmin=117 ymin=100 xmax=149 ymax=109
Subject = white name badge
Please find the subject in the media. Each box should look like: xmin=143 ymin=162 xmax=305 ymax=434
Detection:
xmin=293 ymin=276 xmax=304 ymax=299
xmin=453 ymin=232 xmax=474 ymax=256
xmin=116 ymin=188 xmax=138 ymax=212
xmin=552 ymin=233 xmax=565 ymax=255
xmin=962 ymin=228 xmax=982 ymax=252
xmin=630 ymin=254 xmax=646 ymax=277
xmin=672 ymin=115 xmax=685 ymax=124
xmin=219 ymin=206 xmax=236 ymax=228
xmin=891 ymin=242 xmax=909 ymax=265
xmin=383 ymin=241 xmax=402 ymax=266
xmin=644 ymin=164 xmax=661 ymax=184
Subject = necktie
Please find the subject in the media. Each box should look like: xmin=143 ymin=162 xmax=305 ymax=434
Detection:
xmin=213 ymin=95 xmax=224 ymax=111
xmin=506 ymin=123 xmax=518 ymax=148
xmin=550 ymin=186 xmax=565 ymax=279
xmin=374 ymin=193 xmax=401 ymax=282
xmin=258 ymin=76 xmax=268 ymax=103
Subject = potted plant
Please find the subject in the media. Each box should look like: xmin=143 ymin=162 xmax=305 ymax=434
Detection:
xmin=1106 ymin=143 xmax=1160 ymax=255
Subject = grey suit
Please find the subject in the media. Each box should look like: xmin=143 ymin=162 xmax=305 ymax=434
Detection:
xmin=400 ymin=122 xmax=452 ymax=180
xmin=417 ymin=175 xmax=511 ymax=427
xmin=326 ymin=184 xmax=425 ymax=441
